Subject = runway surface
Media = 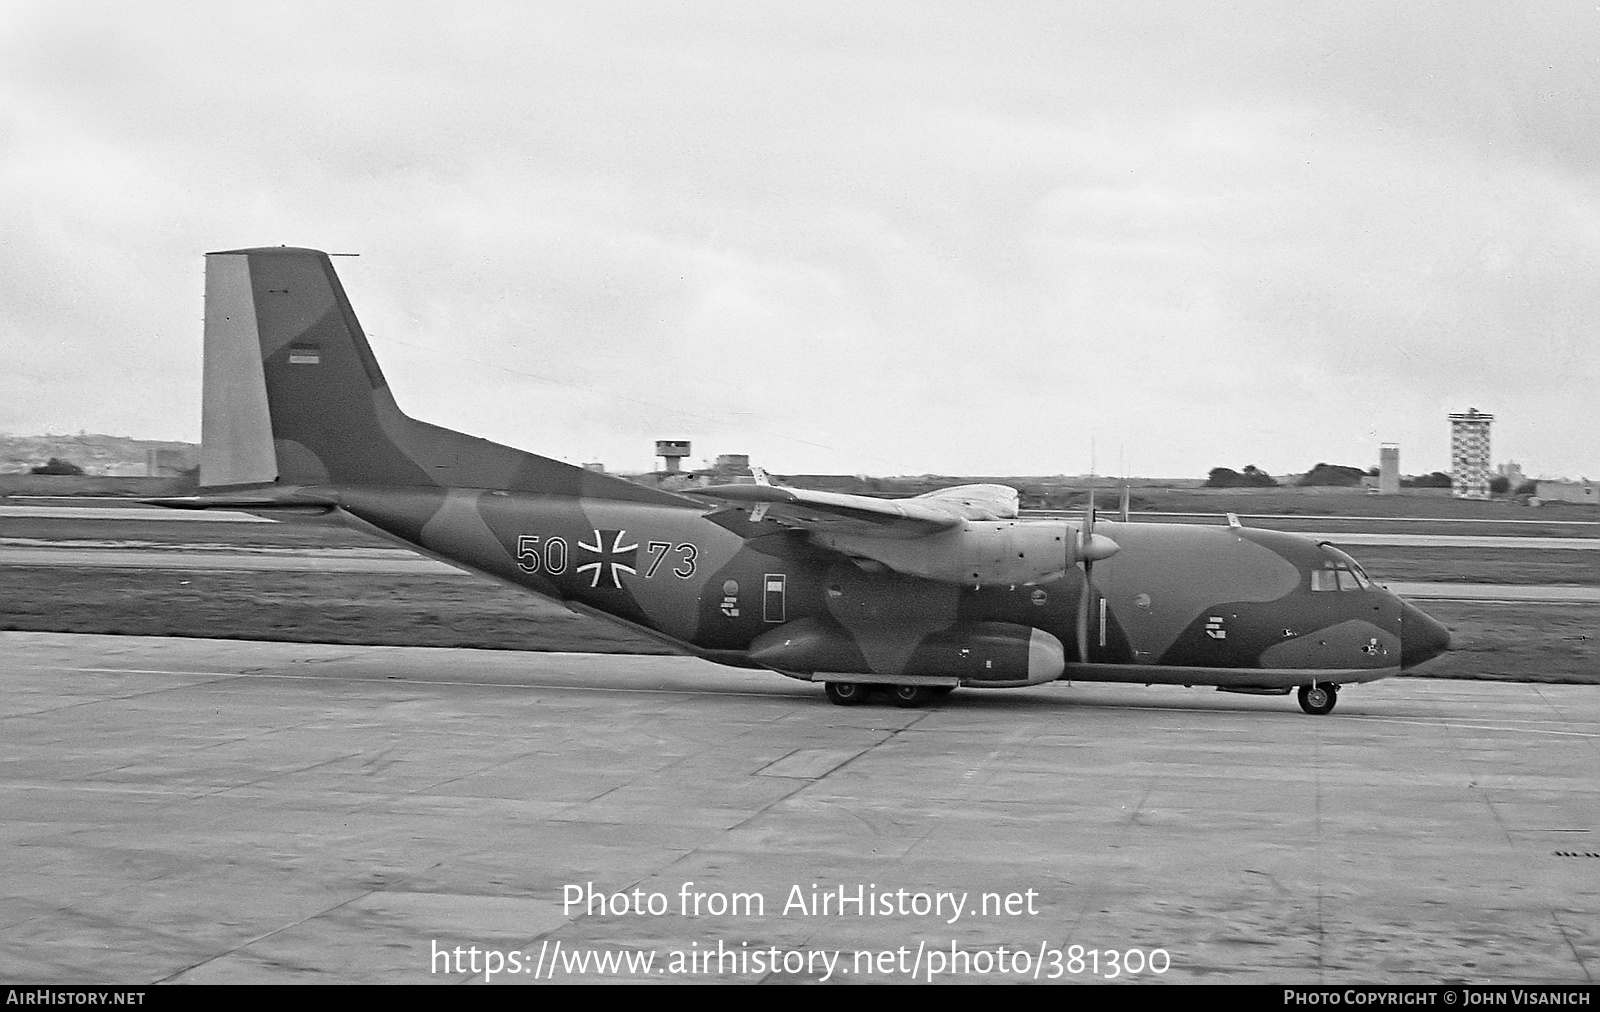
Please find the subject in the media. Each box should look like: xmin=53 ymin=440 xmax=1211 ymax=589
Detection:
xmin=2 ymin=631 xmax=1595 ymax=984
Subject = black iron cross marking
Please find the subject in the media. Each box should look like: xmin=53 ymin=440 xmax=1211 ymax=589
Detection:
xmin=576 ymin=529 xmax=639 ymax=588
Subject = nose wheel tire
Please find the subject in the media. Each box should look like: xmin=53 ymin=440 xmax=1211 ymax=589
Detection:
xmin=1298 ymin=683 xmax=1339 ymax=715
xmin=824 ymin=681 xmax=868 ymax=706
xmin=890 ymin=685 xmax=937 ymax=708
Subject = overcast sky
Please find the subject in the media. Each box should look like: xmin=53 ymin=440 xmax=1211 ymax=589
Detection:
xmin=2 ymin=2 xmax=1596 ymax=478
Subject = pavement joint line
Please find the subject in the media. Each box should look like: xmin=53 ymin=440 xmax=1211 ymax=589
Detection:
xmin=56 ymin=667 xmax=247 ymax=677
xmin=196 ymin=751 xmax=374 ymax=799
xmin=0 ymin=673 xmax=254 ymax=722
xmin=796 ymin=713 xmax=929 ymax=787
xmin=1448 ymin=720 xmax=1520 ymax=852
xmin=22 ymin=664 xmax=1600 ymax=728
xmin=1534 ymin=684 xmax=1600 ymax=757
xmin=18 ymin=658 xmax=1600 ymax=729
xmin=642 ymin=726 xmax=931 ymax=927
xmin=3 ymin=782 xmax=201 ymax=797
xmin=154 ymin=860 xmax=456 ymax=984
xmin=406 ymin=750 xmax=552 ymax=798
xmin=1550 ymin=910 xmax=1597 ymax=983
xmin=1330 ymin=715 xmax=1600 ymax=738
xmin=1314 ymin=734 xmax=1325 ymax=980
xmin=33 ymin=665 xmax=818 ymax=700
xmin=901 ymin=723 xmax=1041 ymax=861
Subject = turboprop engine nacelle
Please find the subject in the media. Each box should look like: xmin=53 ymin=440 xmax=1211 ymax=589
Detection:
xmin=814 ymin=520 xmax=1117 ymax=587
xmin=750 ymin=618 xmax=1066 ymax=687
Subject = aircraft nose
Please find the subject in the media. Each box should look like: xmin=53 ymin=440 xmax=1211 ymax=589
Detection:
xmin=1399 ymin=599 xmax=1451 ymax=668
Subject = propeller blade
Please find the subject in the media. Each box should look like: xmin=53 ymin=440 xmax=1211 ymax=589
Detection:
xmin=1078 ymin=485 xmax=1096 ymax=664
xmin=1076 ymin=564 xmax=1092 ymax=664
xmin=1073 ymin=483 xmax=1123 ymax=664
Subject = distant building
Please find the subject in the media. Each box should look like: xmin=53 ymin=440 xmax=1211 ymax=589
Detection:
xmin=1448 ymin=409 xmax=1493 ymax=500
xmin=1496 ymin=461 xmax=1524 ymax=488
xmin=1378 ymin=444 xmax=1400 ymax=495
xmin=146 ymin=447 xmax=191 ymax=477
xmin=1534 ymin=480 xmax=1597 ymax=506
xmin=582 ymin=462 xmax=606 ymax=473
xmin=713 ymin=453 xmax=750 ymax=474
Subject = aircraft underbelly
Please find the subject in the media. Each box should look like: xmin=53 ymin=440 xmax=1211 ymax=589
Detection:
xmin=1065 ymin=663 xmax=1396 ymax=688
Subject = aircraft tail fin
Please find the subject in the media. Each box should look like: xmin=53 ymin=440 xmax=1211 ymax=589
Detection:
xmin=199 ymin=246 xmax=679 ymax=504
xmin=202 ymin=246 xmax=440 ymax=489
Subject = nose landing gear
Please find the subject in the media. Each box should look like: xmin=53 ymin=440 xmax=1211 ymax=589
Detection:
xmin=1297 ymin=682 xmax=1339 ymax=715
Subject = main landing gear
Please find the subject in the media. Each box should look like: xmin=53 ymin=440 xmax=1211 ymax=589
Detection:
xmin=823 ymin=682 xmax=956 ymax=707
xmin=824 ymin=681 xmax=869 ymax=706
xmin=1297 ymin=682 xmax=1339 ymax=715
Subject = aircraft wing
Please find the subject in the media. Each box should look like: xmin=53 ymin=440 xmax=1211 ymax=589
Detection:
xmin=909 ymin=483 xmax=1019 ymax=519
xmin=687 ymin=481 xmax=1018 ymax=540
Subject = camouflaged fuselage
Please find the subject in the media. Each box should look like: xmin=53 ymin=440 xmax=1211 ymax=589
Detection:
xmin=183 ymin=246 xmax=1451 ymax=696
xmin=262 ymin=482 xmax=1430 ymax=690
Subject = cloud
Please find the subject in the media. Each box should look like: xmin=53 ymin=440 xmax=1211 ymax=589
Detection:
xmin=0 ymin=2 xmax=1595 ymax=477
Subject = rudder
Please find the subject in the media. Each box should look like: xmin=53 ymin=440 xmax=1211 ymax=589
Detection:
xmin=201 ymin=246 xmax=439 ymax=490
xmin=198 ymin=246 xmax=685 ymax=505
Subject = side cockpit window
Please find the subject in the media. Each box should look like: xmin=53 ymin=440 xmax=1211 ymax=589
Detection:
xmin=1312 ymin=559 xmax=1369 ymax=592
xmin=1312 ymin=543 xmax=1373 ymax=592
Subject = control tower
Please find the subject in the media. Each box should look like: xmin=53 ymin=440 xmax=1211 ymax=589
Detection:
xmin=655 ymin=440 xmax=691 ymax=473
xmin=1448 ymin=409 xmax=1493 ymax=500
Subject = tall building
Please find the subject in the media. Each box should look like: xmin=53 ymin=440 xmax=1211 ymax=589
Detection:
xmin=1448 ymin=409 xmax=1494 ymax=500
xmin=1378 ymin=444 xmax=1400 ymax=495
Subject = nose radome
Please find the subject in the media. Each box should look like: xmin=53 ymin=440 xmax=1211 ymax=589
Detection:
xmin=1400 ymin=600 xmax=1451 ymax=668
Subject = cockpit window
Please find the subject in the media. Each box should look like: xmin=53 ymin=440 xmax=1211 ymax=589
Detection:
xmin=1313 ymin=544 xmax=1372 ymax=592
xmin=1312 ymin=559 xmax=1368 ymax=592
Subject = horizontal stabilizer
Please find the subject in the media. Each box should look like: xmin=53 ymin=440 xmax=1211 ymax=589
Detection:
xmin=143 ymin=493 xmax=337 ymax=516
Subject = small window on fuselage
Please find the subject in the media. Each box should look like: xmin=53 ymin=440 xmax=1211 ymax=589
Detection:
xmin=1311 ymin=568 xmax=1339 ymax=592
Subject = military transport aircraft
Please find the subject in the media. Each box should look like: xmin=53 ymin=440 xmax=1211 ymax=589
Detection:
xmin=158 ymin=246 xmax=1451 ymax=714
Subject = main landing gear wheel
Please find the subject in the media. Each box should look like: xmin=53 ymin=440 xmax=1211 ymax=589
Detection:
xmin=890 ymin=685 xmax=937 ymax=708
xmin=1298 ymin=683 xmax=1339 ymax=715
xmin=824 ymin=681 xmax=869 ymax=706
